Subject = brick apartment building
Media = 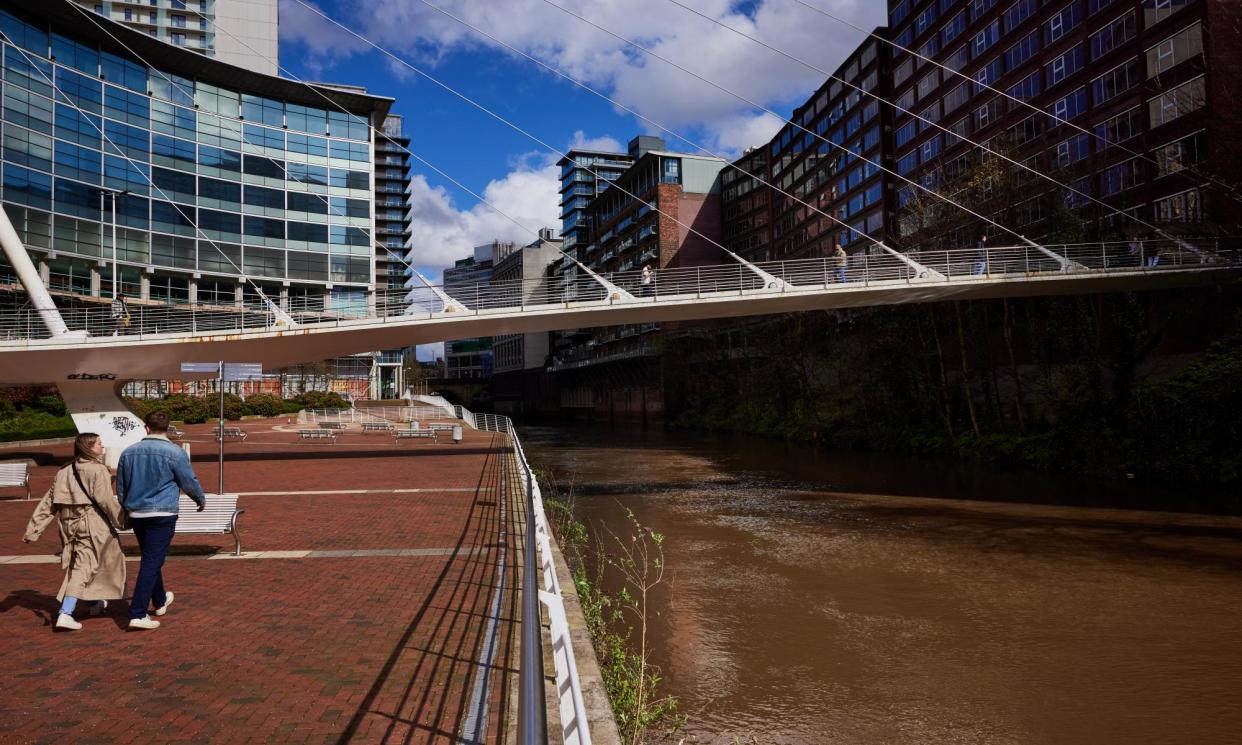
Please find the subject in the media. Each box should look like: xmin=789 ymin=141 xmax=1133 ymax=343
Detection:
xmin=723 ymin=32 xmax=894 ymax=263
xmin=886 ymin=0 xmax=1242 ymax=245
xmin=721 ymin=0 xmax=1242 ymax=264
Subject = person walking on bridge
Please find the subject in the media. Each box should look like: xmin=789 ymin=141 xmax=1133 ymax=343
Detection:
xmin=831 ymin=240 xmax=848 ymax=283
xmin=23 ymin=433 xmax=127 ymax=631
xmin=973 ymin=234 xmax=989 ymax=276
xmin=116 ymin=411 xmax=206 ymax=630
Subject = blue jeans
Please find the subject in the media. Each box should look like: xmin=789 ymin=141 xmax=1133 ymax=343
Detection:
xmin=128 ymin=515 xmax=177 ymax=620
xmin=59 ymin=597 xmax=105 ymax=616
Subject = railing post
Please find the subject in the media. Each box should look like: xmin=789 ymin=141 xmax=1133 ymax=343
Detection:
xmin=864 ymin=251 xmax=870 ymax=287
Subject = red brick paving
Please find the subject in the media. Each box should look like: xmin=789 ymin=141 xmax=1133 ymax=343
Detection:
xmin=0 ymin=417 xmax=524 ymax=744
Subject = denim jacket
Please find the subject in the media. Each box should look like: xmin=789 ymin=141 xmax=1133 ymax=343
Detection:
xmin=116 ymin=435 xmax=206 ymax=513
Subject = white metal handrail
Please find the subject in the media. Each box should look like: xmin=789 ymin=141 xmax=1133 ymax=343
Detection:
xmin=0 ymin=239 xmax=1236 ymax=342
xmin=461 ymin=406 xmax=592 ymax=745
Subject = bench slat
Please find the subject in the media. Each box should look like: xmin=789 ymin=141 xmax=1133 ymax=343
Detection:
xmin=0 ymin=463 xmax=32 ymax=498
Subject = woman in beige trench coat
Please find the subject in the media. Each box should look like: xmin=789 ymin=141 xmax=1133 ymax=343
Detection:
xmin=23 ymin=433 xmax=127 ymax=631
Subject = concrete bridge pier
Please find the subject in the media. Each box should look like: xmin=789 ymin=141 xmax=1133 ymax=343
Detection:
xmin=59 ymin=380 xmax=146 ymax=469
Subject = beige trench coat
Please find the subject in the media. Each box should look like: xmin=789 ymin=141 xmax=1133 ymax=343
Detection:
xmin=23 ymin=460 xmax=127 ymax=602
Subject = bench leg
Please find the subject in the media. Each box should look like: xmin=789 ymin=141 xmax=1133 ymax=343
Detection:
xmin=231 ymin=508 xmax=246 ymax=556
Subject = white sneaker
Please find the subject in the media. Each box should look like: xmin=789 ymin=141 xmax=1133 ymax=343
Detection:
xmin=153 ymin=591 xmax=174 ymax=617
xmin=128 ymin=616 xmax=160 ymax=630
xmin=88 ymin=600 xmax=108 ymax=617
xmin=55 ymin=613 xmax=82 ymax=631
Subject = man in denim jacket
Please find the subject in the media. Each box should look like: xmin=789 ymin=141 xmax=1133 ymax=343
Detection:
xmin=116 ymin=411 xmax=206 ymax=630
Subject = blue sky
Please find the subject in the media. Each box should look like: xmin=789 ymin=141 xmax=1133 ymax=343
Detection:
xmin=278 ymin=0 xmax=887 ymax=281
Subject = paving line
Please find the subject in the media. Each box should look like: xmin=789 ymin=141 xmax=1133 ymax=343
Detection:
xmin=0 ymin=488 xmax=492 ymax=507
xmin=0 ymin=547 xmax=476 ymax=564
xmin=236 ymin=487 xmax=492 ymax=496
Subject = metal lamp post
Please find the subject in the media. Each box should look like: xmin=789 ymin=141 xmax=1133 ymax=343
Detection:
xmin=99 ymin=187 xmax=129 ymax=313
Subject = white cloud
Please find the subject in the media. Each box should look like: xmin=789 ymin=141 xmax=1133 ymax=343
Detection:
xmin=406 ymin=164 xmax=561 ymax=276
xmin=567 ymin=130 xmax=623 ymax=153
xmin=277 ymin=0 xmax=372 ymax=77
xmin=282 ymin=0 xmax=886 ymax=153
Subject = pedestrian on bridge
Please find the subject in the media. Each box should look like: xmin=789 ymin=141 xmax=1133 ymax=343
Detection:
xmin=22 ymin=433 xmax=127 ymax=631
xmin=832 ymin=241 xmax=848 ymax=282
xmin=641 ymin=264 xmax=654 ymax=297
xmin=116 ymin=411 xmax=207 ymax=631
xmin=1127 ymin=235 xmax=1143 ymax=267
xmin=973 ymin=234 xmax=989 ymax=276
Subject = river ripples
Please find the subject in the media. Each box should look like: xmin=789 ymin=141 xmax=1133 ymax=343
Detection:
xmin=522 ymin=424 xmax=1242 ymax=745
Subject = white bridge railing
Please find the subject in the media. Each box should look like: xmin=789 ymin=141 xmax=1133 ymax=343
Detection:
xmin=298 ymin=405 xmax=454 ymax=425
xmin=460 ymin=406 xmax=592 ymax=745
xmin=1 ymin=239 xmax=1236 ymax=342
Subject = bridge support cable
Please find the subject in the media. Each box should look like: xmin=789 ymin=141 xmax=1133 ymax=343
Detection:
xmin=537 ymin=0 xmax=1081 ymax=271
xmin=0 ymin=205 xmax=76 ymax=338
xmin=290 ymin=0 xmax=836 ymax=300
xmin=1 ymin=32 xmax=298 ymax=332
xmin=791 ymin=0 xmax=1242 ymax=208
xmin=407 ymin=269 xmax=468 ymax=314
xmin=415 ymin=0 xmax=940 ymax=283
xmin=661 ymin=0 xmax=1211 ymax=268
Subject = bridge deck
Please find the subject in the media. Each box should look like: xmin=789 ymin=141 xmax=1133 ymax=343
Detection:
xmin=0 ymin=418 xmax=523 ymax=745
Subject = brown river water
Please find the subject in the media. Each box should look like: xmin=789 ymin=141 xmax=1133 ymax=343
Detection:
xmin=521 ymin=424 xmax=1242 ymax=745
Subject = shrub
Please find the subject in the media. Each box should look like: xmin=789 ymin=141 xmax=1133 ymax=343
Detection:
xmin=35 ymin=395 xmax=67 ymax=417
xmin=220 ymin=393 xmax=244 ymax=421
xmin=242 ymin=393 xmax=284 ymax=418
xmin=154 ymin=393 xmax=212 ymax=424
xmin=293 ymin=391 xmax=349 ymax=410
xmin=123 ymin=397 xmax=151 ymax=421
xmin=0 ymin=410 xmax=76 ymax=442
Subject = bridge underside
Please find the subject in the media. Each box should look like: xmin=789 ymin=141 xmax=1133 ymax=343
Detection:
xmin=1 ymin=266 xmax=1236 ymax=386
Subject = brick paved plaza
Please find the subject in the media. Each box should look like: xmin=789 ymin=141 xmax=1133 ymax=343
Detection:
xmin=0 ymin=419 xmax=523 ymax=744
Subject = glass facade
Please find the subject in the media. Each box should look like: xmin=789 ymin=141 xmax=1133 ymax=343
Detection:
xmin=557 ymin=150 xmax=632 ymax=253
xmin=0 ymin=7 xmax=382 ymax=304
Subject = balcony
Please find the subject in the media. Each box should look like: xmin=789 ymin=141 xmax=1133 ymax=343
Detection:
xmin=561 ymin=186 xmax=595 ymax=200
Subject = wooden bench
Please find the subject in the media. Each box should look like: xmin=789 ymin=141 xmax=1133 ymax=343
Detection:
xmin=393 ymin=429 xmax=438 ymax=443
xmin=168 ymin=425 xmax=185 ymax=440
xmin=426 ymin=423 xmax=457 ymax=433
xmin=216 ymin=427 xmax=247 ymax=442
xmin=0 ymin=462 xmax=31 ymax=500
xmin=297 ymin=429 xmax=337 ymax=443
xmin=361 ymin=422 xmax=395 ymax=433
xmin=121 ymin=493 xmax=246 ymax=556
xmin=320 ymin=421 xmax=346 ymax=430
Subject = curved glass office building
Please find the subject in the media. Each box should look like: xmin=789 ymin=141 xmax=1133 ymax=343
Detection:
xmin=0 ymin=1 xmax=391 ymax=312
